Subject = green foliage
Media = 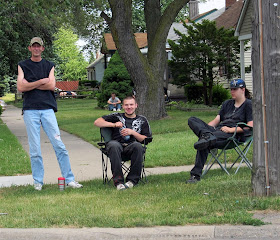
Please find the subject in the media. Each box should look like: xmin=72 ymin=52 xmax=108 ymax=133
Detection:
xmin=132 ymin=0 xmax=191 ymax=32
xmin=0 ymin=75 xmax=17 ymax=96
xmin=0 ymin=0 xmax=61 ymax=79
xmin=212 ymin=83 xmax=231 ymax=106
xmin=184 ymin=84 xmax=204 ymax=103
xmin=184 ymin=83 xmax=231 ymax=106
xmin=53 ymin=27 xmax=88 ymax=81
xmin=168 ymin=19 xmax=240 ymax=106
xmin=97 ymin=51 xmax=133 ymax=108
xmin=0 ymin=105 xmax=2 ymax=115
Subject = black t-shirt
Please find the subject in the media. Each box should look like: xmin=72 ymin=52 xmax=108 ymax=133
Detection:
xmin=18 ymin=59 xmax=57 ymax=111
xmin=102 ymin=113 xmax=152 ymax=143
xmin=218 ymin=99 xmax=253 ymax=129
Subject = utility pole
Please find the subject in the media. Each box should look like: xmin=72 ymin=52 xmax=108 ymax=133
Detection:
xmin=251 ymin=0 xmax=280 ymax=196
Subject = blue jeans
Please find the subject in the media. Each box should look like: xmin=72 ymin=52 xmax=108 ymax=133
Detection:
xmin=108 ymin=104 xmax=121 ymax=111
xmin=23 ymin=109 xmax=75 ymax=185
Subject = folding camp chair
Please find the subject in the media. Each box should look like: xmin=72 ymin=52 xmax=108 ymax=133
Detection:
xmin=97 ymin=127 xmax=152 ymax=184
xmin=202 ymin=122 xmax=253 ymax=176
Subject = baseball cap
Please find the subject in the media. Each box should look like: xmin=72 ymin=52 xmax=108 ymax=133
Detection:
xmin=29 ymin=37 xmax=44 ymax=46
xmin=230 ymin=79 xmax=246 ymax=89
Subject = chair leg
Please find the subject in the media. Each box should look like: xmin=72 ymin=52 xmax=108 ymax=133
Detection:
xmin=202 ymin=149 xmax=230 ymax=177
xmin=229 ymin=140 xmax=253 ymax=174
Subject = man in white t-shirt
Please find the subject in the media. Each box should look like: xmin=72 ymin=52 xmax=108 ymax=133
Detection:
xmin=108 ymin=93 xmax=121 ymax=111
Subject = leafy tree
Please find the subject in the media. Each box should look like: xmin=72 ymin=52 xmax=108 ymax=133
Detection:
xmin=100 ymin=0 xmax=191 ymax=120
xmin=168 ymin=19 xmax=240 ymax=106
xmin=0 ymin=0 xmax=65 ymax=79
xmin=97 ymin=51 xmax=133 ymax=108
xmin=53 ymin=27 xmax=88 ymax=81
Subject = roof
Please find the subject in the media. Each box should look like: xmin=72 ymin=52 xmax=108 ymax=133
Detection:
xmin=56 ymin=81 xmax=79 ymax=91
xmin=185 ymin=9 xmax=218 ymax=23
xmin=87 ymin=54 xmax=104 ymax=69
xmin=215 ymin=0 xmax=244 ymax=29
xmin=235 ymin=0 xmax=251 ymax=36
xmin=167 ymin=7 xmax=226 ymax=41
xmin=102 ymin=33 xmax=148 ymax=51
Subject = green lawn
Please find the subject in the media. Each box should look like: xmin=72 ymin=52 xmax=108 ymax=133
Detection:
xmin=0 ymin=119 xmax=31 ymax=175
xmin=1 ymin=96 xmax=273 ymax=229
xmin=1 ymin=168 xmax=279 ymax=228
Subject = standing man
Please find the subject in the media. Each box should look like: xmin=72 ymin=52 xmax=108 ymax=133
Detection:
xmin=94 ymin=96 xmax=152 ymax=190
xmin=186 ymin=79 xmax=253 ymax=183
xmin=17 ymin=37 xmax=83 ymax=190
xmin=107 ymin=93 xmax=121 ymax=111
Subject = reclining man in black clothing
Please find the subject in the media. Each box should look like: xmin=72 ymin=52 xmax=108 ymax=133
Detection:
xmin=186 ymin=79 xmax=253 ymax=183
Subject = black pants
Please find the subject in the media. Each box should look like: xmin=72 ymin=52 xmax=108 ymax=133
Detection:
xmin=188 ymin=117 xmax=233 ymax=177
xmin=106 ymin=140 xmax=144 ymax=186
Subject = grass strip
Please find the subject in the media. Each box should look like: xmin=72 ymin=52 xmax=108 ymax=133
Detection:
xmin=0 ymin=168 xmax=278 ymax=228
xmin=0 ymin=119 xmax=30 ymax=176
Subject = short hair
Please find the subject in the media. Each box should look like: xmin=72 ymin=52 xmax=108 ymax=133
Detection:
xmin=111 ymin=92 xmax=116 ymax=95
xmin=123 ymin=96 xmax=137 ymax=104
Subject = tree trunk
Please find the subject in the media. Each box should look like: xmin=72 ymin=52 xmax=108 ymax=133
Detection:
xmin=101 ymin=0 xmax=190 ymax=120
xmin=251 ymin=0 xmax=280 ymax=196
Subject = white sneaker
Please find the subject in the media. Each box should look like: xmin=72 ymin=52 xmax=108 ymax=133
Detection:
xmin=67 ymin=181 xmax=83 ymax=188
xmin=34 ymin=183 xmax=42 ymax=191
xmin=116 ymin=183 xmax=126 ymax=191
xmin=124 ymin=181 xmax=134 ymax=189
xmin=117 ymin=109 xmax=121 ymax=111
xmin=113 ymin=108 xmax=116 ymax=111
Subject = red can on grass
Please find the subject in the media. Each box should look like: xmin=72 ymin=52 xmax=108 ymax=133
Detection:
xmin=58 ymin=177 xmax=65 ymax=191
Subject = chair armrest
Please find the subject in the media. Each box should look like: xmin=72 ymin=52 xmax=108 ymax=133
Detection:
xmin=97 ymin=142 xmax=106 ymax=147
xmin=143 ymin=137 xmax=153 ymax=145
xmin=232 ymin=122 xmax=253 ymax=138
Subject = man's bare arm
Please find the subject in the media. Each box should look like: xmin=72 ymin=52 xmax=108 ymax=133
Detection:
xmin=17 ymin=65 xmax=49 ymax=92
xmin=37 ymin=67 xmax=56 ymax=91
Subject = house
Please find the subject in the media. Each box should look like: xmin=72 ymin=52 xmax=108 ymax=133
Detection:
xmin=86 ymin=33 xmax=148 ymax=83
xmin=234 ymin=0 xmax=253 ymax=91
xmin=87 ymin=0 xmax=242 ymax=98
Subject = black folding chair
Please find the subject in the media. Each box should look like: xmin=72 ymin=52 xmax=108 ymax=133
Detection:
xmin=202 ymin=122 xmax=253 ymax=176
xmin=97 ymin=127 xmax=152 ymax=184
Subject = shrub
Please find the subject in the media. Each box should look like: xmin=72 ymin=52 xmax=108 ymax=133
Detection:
xmin=184 ymin=84 xmax=204 ymax=104
xmin=97 ymin=51 xmax=133 ymax=108
xmin=212 ymin=83 xmax=231 ymax=105
xmin=0 ymin=105 xmax=2 ymax=115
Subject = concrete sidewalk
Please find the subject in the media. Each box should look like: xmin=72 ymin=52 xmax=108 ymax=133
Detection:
xmin=0 ymin=105 xmax=201 ymax=187
xmin=0 ymin=213 xmax=280 ymax=240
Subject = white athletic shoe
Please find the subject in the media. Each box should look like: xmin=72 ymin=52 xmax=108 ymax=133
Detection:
xmin=67 ymin=181 xmax=83 ymax=188
xmin=116 ymin=183 xmax=126 ymax=191
xmin=34 ymin=183 xmax=42 ymax=191
xmin=124 ymin=181 xmax=134 ymax=189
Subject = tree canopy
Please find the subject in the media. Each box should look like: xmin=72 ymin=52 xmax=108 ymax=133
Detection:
xmin=53 ymin=27 xmax=88 ymax=81
xmin=168 ymin=19 xmax=240 ymax=106
xmin=101 ymin=0 xmax=190 ymax=120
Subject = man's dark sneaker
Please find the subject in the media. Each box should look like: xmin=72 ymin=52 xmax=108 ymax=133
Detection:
xmin=194 ymin=133 xmax=217 ymax=150
xmin=186 ymin=175 xmax=200 ymax=184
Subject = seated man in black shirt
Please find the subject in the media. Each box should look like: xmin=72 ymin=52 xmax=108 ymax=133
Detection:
xmin=94 ymin=96 xmax=152 ymax=190
xmin=186 ymin=79 xmax=253 ymax=183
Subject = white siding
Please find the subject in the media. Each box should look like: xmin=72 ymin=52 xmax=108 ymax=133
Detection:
xmin=239 ymin=0 xmax=253 ymax=36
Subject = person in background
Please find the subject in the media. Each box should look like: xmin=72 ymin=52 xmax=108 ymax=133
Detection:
xmin=186 ymin=79 xmax=253 ymax=183
xmin=108 ymin=93 xmax=121 ymax=111
xmin=17 ymin=37 xmax=83 ymax=191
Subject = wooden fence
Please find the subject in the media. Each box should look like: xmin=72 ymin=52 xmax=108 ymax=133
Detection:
xmin=15 ymin=89 xmax=97 ymax=102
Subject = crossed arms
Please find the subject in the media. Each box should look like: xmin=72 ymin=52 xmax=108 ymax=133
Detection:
xmin=17 ymin=65 xmax=56 ymax=93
